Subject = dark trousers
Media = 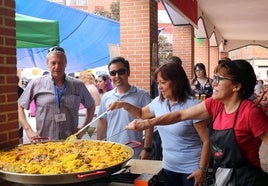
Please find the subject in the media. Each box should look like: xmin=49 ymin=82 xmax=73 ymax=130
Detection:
xmin=151 ymin=130 xmax=162 ymax=160
xmin=163 ymin=169 xmax=194 ymax=186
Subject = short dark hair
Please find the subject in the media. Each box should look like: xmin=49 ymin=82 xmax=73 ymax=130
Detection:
xmin=108 ymin=56 xmax=130 ymax=71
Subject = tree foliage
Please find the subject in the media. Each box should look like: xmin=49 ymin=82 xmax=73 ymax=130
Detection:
xmin=110 ymin=1 xmax=120 ymax=21
xmin=158 ymin=35 xmax=173 ymax=65
xmin=94 ymin=1 xmax=119 ymax=21
xmin=94 ymin=10 xmax=112 ymax=19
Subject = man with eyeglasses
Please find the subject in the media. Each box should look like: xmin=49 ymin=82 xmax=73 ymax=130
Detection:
xmin=97 ymin=56 xmax=153 ymax=159
xmin=18 ymin=46 xmax=95 ymax=142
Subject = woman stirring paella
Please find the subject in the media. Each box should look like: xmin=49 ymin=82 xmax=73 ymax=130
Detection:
xmin=125 ymin=60 xmax=268 ymax=185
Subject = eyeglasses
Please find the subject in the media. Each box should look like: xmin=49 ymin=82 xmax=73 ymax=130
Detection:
xmin=109 ymin=69 xmax=127 ymax=76
xmin=213 ymin=75 xmax=235 ymax=84
xmin=48 ymin=46 xmax=65 ymax=54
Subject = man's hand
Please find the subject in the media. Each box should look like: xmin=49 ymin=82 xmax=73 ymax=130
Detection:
xmin=77 ymin=126 xmax=88 ymax=139
xmin=25 ymin=128 xmax=40 ymax=143
xmin=108 ymin=101 xmax=125 ymax=111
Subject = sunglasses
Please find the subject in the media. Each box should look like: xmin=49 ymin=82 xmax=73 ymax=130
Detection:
xmin=109 ymin=69 xmax=127 ymax=76
xmin=48 ymin=46 xmax=65 ymax=54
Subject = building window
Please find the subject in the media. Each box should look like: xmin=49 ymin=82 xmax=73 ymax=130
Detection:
xmin=95 ymin=6 xmax=104 ymax=11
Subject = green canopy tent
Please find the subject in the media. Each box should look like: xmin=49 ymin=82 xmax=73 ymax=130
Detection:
xmin=16 ymin=13 xmax=59 ymax=48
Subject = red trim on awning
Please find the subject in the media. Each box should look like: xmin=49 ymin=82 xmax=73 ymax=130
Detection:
xmin=166 ymin=0 xmax=197 ymax=25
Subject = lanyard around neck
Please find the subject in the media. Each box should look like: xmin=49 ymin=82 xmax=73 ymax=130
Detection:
xmin=54 ymin=84 xmax=65 ymax=109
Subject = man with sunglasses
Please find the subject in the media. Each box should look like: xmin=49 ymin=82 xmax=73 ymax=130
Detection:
xmin=18 ymin=46 xmax=95 ymax=142
xmin=97 ymin=56 xmax=153 ymax=159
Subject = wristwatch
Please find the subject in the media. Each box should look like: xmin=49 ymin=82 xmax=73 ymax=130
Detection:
xmin=143 ymin=147 xmax=152 ymax=153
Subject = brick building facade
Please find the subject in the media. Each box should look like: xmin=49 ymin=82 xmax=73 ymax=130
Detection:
xmin=0 ymin=0 xmax=18 ymax=148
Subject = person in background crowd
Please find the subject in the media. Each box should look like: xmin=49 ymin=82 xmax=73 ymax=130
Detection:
xmin=218 ymin=57 xmax=231 ymax=64
xmin=78 ymin=71 xmax=100 ymax=139
xmin=255 ymin=79 xmax=264 ymax=95
xmin=96 ymin=74 xmax=114 ymax=97
xmin=28 ymin=100 xmax=36 ymax=117
xmin=254 ymin=84 xmax=268 ymax=115
xmin=91 ymin=73 xmax=97 ymax=84
xmin=97 ymin=56 xmax=153 ymax=159
xmin=18 ymin=46 xmax=95 ymax=142
xmin=259 ymin=84 xmax=268 ymax=106
xmin=79 ymin=71 xmax=101 ymax=106
xmin=17 ymin=76 xmax=24 ymax=144
xmin=108 ymin=61 xmax=210 ymax=186
xmin=127 ymin=60 xmax=268 ymax=186
xmin=167 ymin=55 xmax=182 ymax=66
xmin=191 ymin=63 xmax=213 ymax=99
xmin=251 ymin=79 xmax=265 ymax=105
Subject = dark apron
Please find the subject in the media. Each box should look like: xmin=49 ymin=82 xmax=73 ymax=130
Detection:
xmin=210 ymin=102 xmax=267 ymax=186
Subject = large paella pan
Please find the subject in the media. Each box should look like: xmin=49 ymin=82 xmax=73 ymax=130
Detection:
xmin=0 ymin=140 xmax=136 ymax=185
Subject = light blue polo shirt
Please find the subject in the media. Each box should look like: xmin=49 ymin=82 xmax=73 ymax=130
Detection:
xmin=149 ymin=96 xmax=202 ymax=173
xmin=98 ymin=85 xmax=151 ymax=158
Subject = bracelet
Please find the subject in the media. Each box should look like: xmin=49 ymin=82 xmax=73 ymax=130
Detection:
xmin=143 ymin=147 xmax=152 ymax=153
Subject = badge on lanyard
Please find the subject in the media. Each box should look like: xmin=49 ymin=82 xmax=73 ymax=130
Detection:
xmin=55 ymin=113 xmax=66 ymax=122
xmin=54 ymin=83 xmax=66 ymax=123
